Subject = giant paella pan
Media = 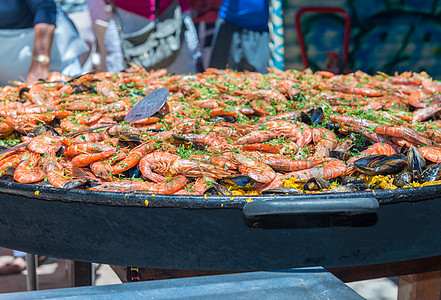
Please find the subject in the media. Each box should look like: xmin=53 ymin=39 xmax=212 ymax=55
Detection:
xmin=0 ymin=67 xmax=440 ymax=270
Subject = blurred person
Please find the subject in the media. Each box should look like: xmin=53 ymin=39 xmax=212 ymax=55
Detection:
xmin=209 ymin=0 xmax=270 ymax=73
xmin=0 ymin=0 xmax=88 ymax=86
xmin=56 ymin=0 xmax=96 ymax=71
xmin=0 ymin=251 xmax=55 ymax=275
xmin=105 ymin=0 xmax=197 ymax=74
xmin=86 ymin=0 xmax=112 ymax=71
xmin=190 ymin=0 xmax=222 ymax=72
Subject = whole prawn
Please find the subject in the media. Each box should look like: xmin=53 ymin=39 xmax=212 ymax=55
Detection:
xmin=13 ymin=152 xmax=45 ymax=183
xmin=284 ymin=158 xmax=347 ymax=182
xmin=229 ymin=152 xmax=276 ymax=183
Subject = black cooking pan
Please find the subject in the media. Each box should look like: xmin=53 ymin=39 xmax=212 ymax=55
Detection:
xmin=0 ymin=180 xmax=439 ymax=271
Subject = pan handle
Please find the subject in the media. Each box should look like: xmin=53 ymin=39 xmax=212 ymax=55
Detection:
xmin=243 ymin=197 xmax=379 ymax=219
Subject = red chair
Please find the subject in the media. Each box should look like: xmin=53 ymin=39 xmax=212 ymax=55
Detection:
xmin=295 ymin=7 xmax=351 ymax=72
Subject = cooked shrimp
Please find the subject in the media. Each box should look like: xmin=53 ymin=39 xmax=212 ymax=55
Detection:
xmin=0 ymin=152 xmax=27 ymax=176
xmin=90 ymin=175 xmax=187 ymax=194
xmin=262 ymin=153 xmax=321 ymax=172
xmin=331 ymin=85 xmax=382 ymax=97
xmin=418 ymin=147 xmax=441 ymax=163
xmin=232 ymin=130 xmax=276 ymax=145
xmin=229 ymin=152 xmax=276 ymax=183
xmin=41 ymin=153 xmax=69 ymax=188
xmin=284 ymin=158 xmax=347 ymax=182
xmin=13 ymin=152 xmax=45 ymax=183
xmin=112 ymin=141 xmax=155 ymax=174
xmin=265 ymin=120 xmax=313 ymax=148
xmin=63 ymin=142 xmax=116 ymax=167
xmin=312 ymin=127 xmax=337 ymax=159
xmin=139 ymin=151 xmax=179 ymax=182
xmin=28 ymin=132 xmax=63 ymax=154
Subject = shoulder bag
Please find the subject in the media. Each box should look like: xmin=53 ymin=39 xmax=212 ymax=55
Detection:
xmin=112 ymin=0 xmax=185 ymax=70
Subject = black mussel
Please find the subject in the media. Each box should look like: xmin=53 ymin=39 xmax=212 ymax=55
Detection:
xmin=330 ymin=150 xmax=351 ymax=162
xmin=308 ymin=107 xmax=324 ymax=124
xmin=56 ymin=145 xmax=66 ymax=157
xmin=299 ymin=107 xmax=324 ymax=125
xmin=31 ymin=125 xmax=59 ymax=137
xmin=204 ymin=182 xmax=232 ymax=196
xmin=354 ymin=154 xmax=408 ymax=176
xmin=63 ymin=178 xmax=89 ymax=189
xmin=261 ymin=187 xmax=302 ymax=194
xmin=303 ymin=177 xmax=331 ymax=191
xmin=127 ymin=167 xmax=142 ymax=179
xmin=407 ymin=146 xmax=425 ymax=182
xmin=393 ymin=171 xmax=413 ymax=188
xmin=119 ymin=133 xmax=145 ymax=142
xmin=325 ymin=122 xmax=340 ymax=134
xmin=0 ymin=167 xmax=15 ymax=182
xmin=220 ymin=175 xmax=253 ymax=187
xmin=323 ymin=184 xmax=370 ymax=193
xmin=172 ymin=134 xmax=206 ymax=150
xmin=340 ymin=176 xmax=366 ymax=185
xmin=291 ymin=93 xmax=304 ymax=101
xmin=421 ymin=163 xmax=441 ymax=182
xmin=400 ymin=144 xmax=410 ymax=155
xmin=146 ymin=128 xmax=164 ymax=133
xmin=350 ymin=134 xmax=374 ymax=152
xmin=209 ymin=116 xmax=236 ymax=123
xmin=18 ymin=87 xmax=30 ymax=102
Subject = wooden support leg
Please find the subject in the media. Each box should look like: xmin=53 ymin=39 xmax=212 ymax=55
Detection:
xmin=398 ymin=271 xmax=441 ymax=300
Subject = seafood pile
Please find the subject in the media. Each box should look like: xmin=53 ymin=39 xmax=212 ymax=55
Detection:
xmin=0 ymin=67 xmax=441 ymax=196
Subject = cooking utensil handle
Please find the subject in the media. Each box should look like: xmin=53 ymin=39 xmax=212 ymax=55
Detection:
xmin=243 ymin=197 xmax=379 ymax=219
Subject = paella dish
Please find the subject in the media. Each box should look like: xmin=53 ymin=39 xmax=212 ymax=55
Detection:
xmin=0 ymin=66 xmax=440 ymax=196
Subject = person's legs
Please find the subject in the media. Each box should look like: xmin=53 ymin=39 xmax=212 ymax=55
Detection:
xmin=209 ymin=18 xmax=234 ymax=70
xmin=104 ymin=19 xmax=125 ymax=72
xmin=240 ymin=29 xmax=270 ymax=73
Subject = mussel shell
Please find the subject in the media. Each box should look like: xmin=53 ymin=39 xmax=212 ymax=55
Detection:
xmin=330 ymin=150 xmax=351 ymax=162
xmin=340 ymin=176 xmax=366 ymax=185
xmin=325 ymin=122 xmax=340 ymax=134
xmin=400 ymin=144 xmax=410 ymax=155
xmin=119 ymin=133 xmax=144 ymax=142
xmin=308 ymin=107 xmax=324 ymax=124
xmin=146 ymin=128 xmax=164 ymax=133
xmin=407 ymin=146 xmax=425 ymax=182
xmin=56 ymin=145 xmax=66 ymax=157
xmin=63 ymin=178 xmax=89 ymax=189
xmin=299 ymin=107 xmax=324 ymax=126
xmin=127 ymin=167 xmax=142 ymax=179
xmin=204 ymin=182 xmax=232 ymax=196
xmin=220 ymin=175 xmax=253 ymax=187
xmin=18 ymin=87 xmax=30 ymax=102
xmin=303 ymin=177 xmax=331 ymax=191
xmin=421 ymin=163 xmax=441 ymax=182
xmin=354 ymin=154 xmax=408 ymax=176
xmin=32 ymin=125 xmax=60 ymax=137
xmin=261 ymin=187 xmax=302 ymax=195
xmin=393 ymin=171 xmax=414 ymax=188
xmin=0 ymin=167 xmax=15 ymax=182
xmin=291 ymin=93 xmax=304 ymax=101
xmin=171 ymin=134 xmax=206 ymax=150
xmin=209 ymin=116 xmax=236 ymax=123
